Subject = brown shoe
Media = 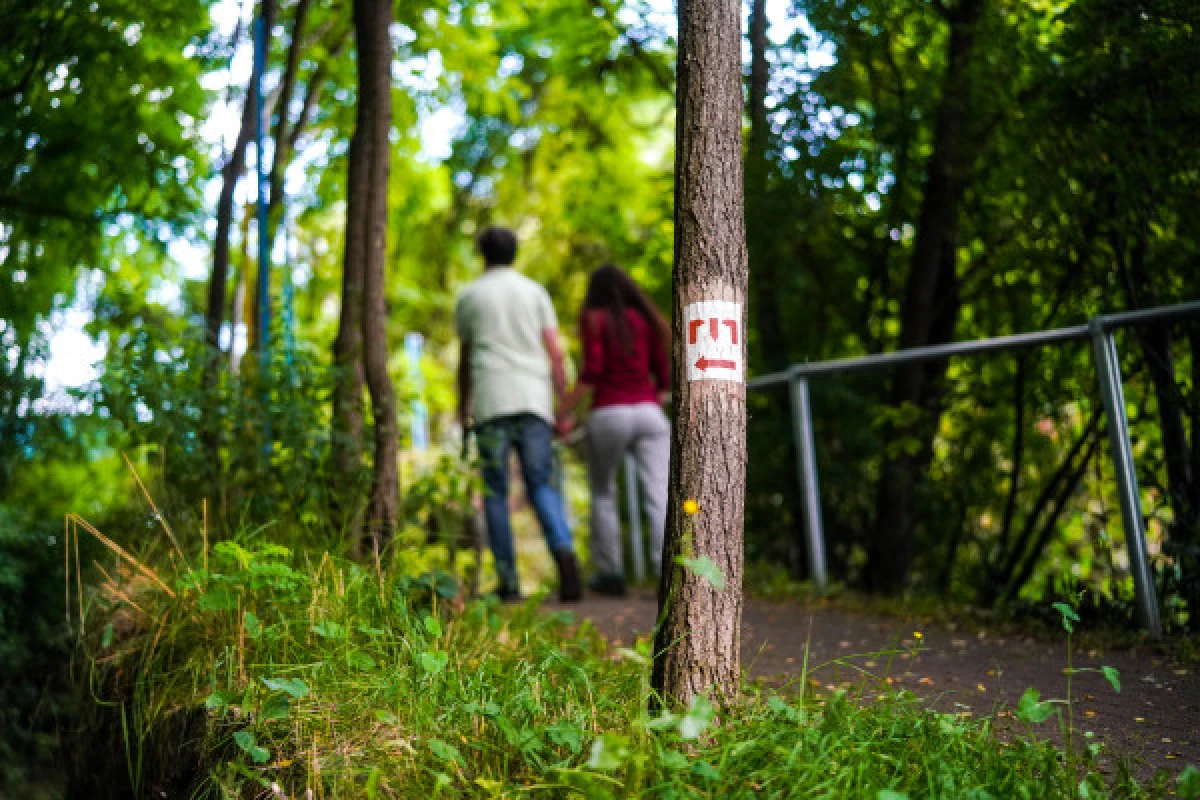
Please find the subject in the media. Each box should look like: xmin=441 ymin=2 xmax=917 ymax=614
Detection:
xmin=554 ymin=549 xmax=582 ymax=603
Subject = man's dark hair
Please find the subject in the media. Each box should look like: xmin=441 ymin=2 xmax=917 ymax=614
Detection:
xmin=477 ymin=226 xmax=518 ymax=266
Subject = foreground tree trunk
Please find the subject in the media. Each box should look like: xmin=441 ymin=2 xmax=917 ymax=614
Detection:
xmin=868 ymin=0 xmax=982 ymax=592
xmin=353 ymin=0 xmax=400 ymax=550
xmin=651 ymin=0 xmax=748 ymax=709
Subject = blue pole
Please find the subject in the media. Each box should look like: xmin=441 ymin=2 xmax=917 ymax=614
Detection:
xmin=253 ymin=14 xmax=271 ymax=358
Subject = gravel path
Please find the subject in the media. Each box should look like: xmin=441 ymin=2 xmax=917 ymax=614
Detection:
xmin=551 ymin=591 xmax=1200 ymax=776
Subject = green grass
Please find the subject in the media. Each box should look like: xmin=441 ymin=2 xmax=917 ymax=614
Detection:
xmin=68 ymin=516 xmax=1193 ymax=800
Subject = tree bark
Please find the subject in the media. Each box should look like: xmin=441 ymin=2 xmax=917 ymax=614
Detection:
xmin=353 ymin=0 xmax=400 ymax=550
xmin=651 ymin=0 xmax=748 ymax=710
xmin=331 ymin=135 xmax=367 ymax=532
xmin=204 ymin=0 xmax=278 ymax=363
xmin=200 ymin=0 xmax=278 ymax=466
xmin=868 ymin=0 xmax=983 ymax=592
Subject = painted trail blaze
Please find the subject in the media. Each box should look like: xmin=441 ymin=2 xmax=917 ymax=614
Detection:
xmin=684 ymin=301 xmax=744 ymax=383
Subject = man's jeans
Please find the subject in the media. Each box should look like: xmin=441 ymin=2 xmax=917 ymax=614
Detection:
xmin=475 ymin=413 xmax=573 ymax=587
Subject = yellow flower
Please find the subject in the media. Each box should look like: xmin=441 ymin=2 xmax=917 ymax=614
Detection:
xmin=682 ymin=499 xmax=700 ymax=515
xmin=913 ymin=631 xmax=924 ymax=640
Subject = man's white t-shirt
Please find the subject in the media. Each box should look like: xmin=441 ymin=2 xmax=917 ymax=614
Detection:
xmin=455 ymin=267 xmax=557 ymax=425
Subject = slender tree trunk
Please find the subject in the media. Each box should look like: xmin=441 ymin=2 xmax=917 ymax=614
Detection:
xmin=352 ymin=0 xmax=400 ymax=550
xmin=331 ymin=135 xmax=368 ymax=533
xmin=265 ymin=0 xmax=311 ymax=231
xmin=868 ymin=0 xmax=983 ymax=592
xmin=651 ymin=0 xmax=748 ymax=710
xmin=205 ymin=0 xmax=278 ymax=364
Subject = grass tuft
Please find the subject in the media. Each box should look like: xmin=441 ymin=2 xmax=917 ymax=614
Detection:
xmin=68 ymin=520 xmax=1177 ymax=799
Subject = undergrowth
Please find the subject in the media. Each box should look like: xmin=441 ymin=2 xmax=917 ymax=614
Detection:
xmin=66 ymin=511 xmax=1194 ymax=800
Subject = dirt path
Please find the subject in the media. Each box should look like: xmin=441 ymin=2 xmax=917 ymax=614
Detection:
xmin=552 ymin=591 xmax=1200 ymax=776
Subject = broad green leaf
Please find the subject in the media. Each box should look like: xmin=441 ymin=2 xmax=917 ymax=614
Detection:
xmin=1178 ymin=766 xmax=1200 ymax=799
xmin=878 ymin=791 xmax=910 ymax=800
xmin=243 ymin=611 xmax=262 ymax=639
xmin=347 ymin=650 xmax=377 ymax=671
xmin=678 ymin=555 xmax=726 ymax=590
xmin=1016 ymin=687 xmax=1055 ymax=725
xmin=423 ymin=614 xmax=443 ymax=637
xmin=1051 ymin=602 xmax=1080 ymax=633
xmin=261 ymin=694 xmax=290 ymax=721
xmin=261 ymin=677 xmax=310 ymax=699
xmin=233 ymin=730 xmax=269 ymax=764
xmin=1101 ymin=665 xmax=1120 ymax=693
xmin=204 ymin=690 xmax=238 ymax=711
xmin=418 ymin=650 xmax=449 ymax=674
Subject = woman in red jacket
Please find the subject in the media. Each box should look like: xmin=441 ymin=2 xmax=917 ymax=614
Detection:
xmin=565 ymin=264 xmax=671 ymax=596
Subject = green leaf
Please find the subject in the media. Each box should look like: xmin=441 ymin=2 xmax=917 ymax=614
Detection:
xmin=587 ymin=732 xmax=629 ymax=770
xmin=204 ymin=690 xmax=238 ymax=711
xmin=101 ymin=622 xmax=114 ymax=649
xmin=428 ymin=737 xmax=464 ymax=766
xmin=1101 ymin=665 xmax=1120 ymax=693
xmin=1051 ymin=602 xmax=1080 ymax=633
xmin=233 ymin=730 xmax=270 ymax=764
xmin=1178 ymin=766 xmax=1200 ymax=800
xmin=311 ymin=620 xmax=347 ymax=639
xmin=692 ymin=760 xmax=719 ymax=780
xmin=546 ymin=722 xmax=583 ymax=754
xmin=261 ymin=694 xmax=290 ymax=721
xmin=660 ymin=749 xmax=690 ymax=770
xmin=243 ymin=611 xmax=262 ymax=639
xmin=680 ymin=694 xmax=715 ymax=740
xmin=418 ymin=650 xmax=449 ymax=674
xmin=678 ymin=555 xmax=725 ymax=590
xmin=422 ymin=614 xmax=443 ymax=637
xmin=1016 ymin=687 xmax=1055 ymax=725
xmin=197 ymin=587 xmax=239 ymax=611
xmin=878 ymin=791 xmax=910 ymax=800
xmin=261 ymin=677 xmax=310 ymax=699
xmin=347 ymin=650 xmax=377 ymax=671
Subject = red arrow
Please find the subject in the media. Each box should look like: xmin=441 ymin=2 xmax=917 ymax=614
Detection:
xmin=695 ymin=357 xmax=737 ymax=371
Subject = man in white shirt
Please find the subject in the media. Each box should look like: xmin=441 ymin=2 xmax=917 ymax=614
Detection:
xmin=455 ymin=226 xmax=582 ymax=602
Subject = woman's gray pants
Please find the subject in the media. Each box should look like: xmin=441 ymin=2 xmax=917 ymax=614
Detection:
xmin=586 ymin=402 xmax=670 ymax=579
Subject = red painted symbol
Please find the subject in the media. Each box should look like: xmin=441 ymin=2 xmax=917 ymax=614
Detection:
xmin=695 ymin=357 xmax=738 ymax=371
xmin=689 ymin=318 xmax=739 ymax=344
xmin=723 ymin=319 xmax=738 ymax=345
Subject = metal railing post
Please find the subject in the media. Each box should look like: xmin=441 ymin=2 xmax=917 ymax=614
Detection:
xmin=789 ymin=376 xmax=828 ymax=589
xmin=623 ymin=454 xmax=646 ymax=583
xmin=1089 ymin=319 xmax=1162 ymax=638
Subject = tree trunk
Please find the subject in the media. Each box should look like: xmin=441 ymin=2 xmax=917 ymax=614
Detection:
xmin=352 ymin=0 xmax=400 ymax=551
xmin=868 ymin=0 xmax=982 ymax=592
xmin=331 ymin=134 xmax=367 ymax=533
xmin=205 ymin=0 xmax=278 ymax=363
xmin=651 ymin=0 xmax=748 ymax=710
xmin=265 ymin=0 xmax=312 ymax=230
xmin=201 ymin=0 xmax=278 ymax=465
xmin=746 ymin=0 xmax=784 ymax=372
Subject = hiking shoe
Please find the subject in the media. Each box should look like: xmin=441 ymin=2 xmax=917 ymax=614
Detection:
xmin=555 ymin=550 xmax=583 ymax=603
xmin=492 ymin=572 xmax=522 ymax=603
xmin=587 ymin=572 xmax=627 ymax=597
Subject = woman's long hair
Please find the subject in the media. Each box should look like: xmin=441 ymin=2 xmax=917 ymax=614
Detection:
xmin=581 ymin=264 xmax=670 ymax=354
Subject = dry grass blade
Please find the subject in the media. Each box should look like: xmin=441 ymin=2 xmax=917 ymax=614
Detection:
xmin=69 ymin=513 xmax=176 ymax=598
xmin=122 ymin=451 xmax=189 ymax=568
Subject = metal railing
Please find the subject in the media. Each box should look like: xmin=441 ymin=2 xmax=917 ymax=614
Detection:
xmin=738 ymin=299 xmax=1200 ymax=639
